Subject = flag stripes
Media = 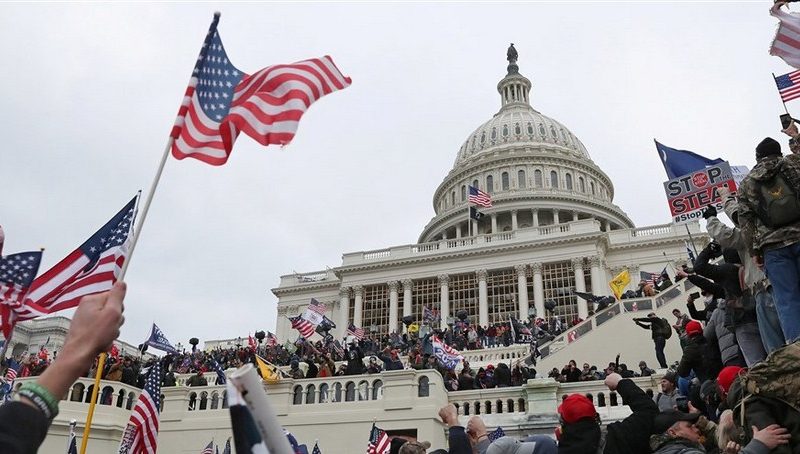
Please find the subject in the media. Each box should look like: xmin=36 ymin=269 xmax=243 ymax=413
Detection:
xmin=775 ymin=70 xmax=800 ymax=102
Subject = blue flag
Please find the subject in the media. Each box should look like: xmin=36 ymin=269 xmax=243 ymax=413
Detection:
xmin=655 ymin=140 xmax=724 ymax=180
xmin=488 ymin=427 xmax=506 ymax=442
xmin=144 ymin=323 xmax=178 ymax=354
xmin=213 ymin=359 xmax=227 ymax=385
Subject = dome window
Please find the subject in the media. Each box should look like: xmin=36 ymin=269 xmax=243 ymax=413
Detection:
xmin=538 ymin=123 xmax=546 ymax=137
xmin=480 ymin=131 xmax=486 ymax=144
xmin=515 ymin=123 xmax=521 ymax=135
xmin=502 ymin=125 xmax=509 ymax=138
xmin=550 ymin=171 xmax=559 ymax=189
xmin=486 ymin=175 xmax=494 ymax=194
xmin=591 ymin=182 xmax=596 ymax=195
xmin=451 ymin=191 xmax=456 ymax=206
xmin=534 ymin=170 xmax=543 ymax=188
xmin=501 ymin=172 xmax=509 ymax=191
xmin=550 ymin=125 xmax=558 ymax=140
xmin=561 ymin=128 xmax=568 ymax=143
xmin=527 ymin=123 xmax=534 ymax=135
xmin=473 ymin=179 xmax=479 ymax=189
xmin=461 ymin=185 xmax=466 ymax=201
xmin=518 ymin=170 xmax=526 ymax=188
xmin=491 ymin=127 xmax=497 ymax=141
xmin=565 ymin=173 xmax=573 ymax=191
xmin=579 ymin=177 xmax=586 ymax=193
xmin=471 ymin=135 xmax=477 ymax=150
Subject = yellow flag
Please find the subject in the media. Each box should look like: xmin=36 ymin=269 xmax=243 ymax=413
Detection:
xmin=609 ymin=269 xmax=631 ymax=300
xmin=255 ymin=355 xmax=280 ymax=383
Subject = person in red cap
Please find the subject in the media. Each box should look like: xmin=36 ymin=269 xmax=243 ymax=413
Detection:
xmin=556 ymin=373 xmax=659 ymax=454
xmin=677 ymin=320 xmax=713 ymax=383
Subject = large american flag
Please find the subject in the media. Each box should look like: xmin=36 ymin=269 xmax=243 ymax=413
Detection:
xmin=468 ymin=185 xmax=492 ymax=208
xmin=771 ymin=3 xmax=800 ymax=69
xmin=346 ymin=323 xmax=365 ymax=340
xmin=289 ymin=315 xmax=315 ymax=339
xmin=776 ymin=70 xmax=800 ymax=102
xmin=640 ymin=270 xmax=658 ymax=287
xmin=0 ymin=250 xmax=43 ymax=337
xmin=171 ymin=14 xmax=351 ymax=166
xmin=366 ymin=423 xmax=390 ymax=454
xmin=22 ymin=197 xmax=137 ymax=321
xmin=119 ymin=362 xmax=162 ymax=454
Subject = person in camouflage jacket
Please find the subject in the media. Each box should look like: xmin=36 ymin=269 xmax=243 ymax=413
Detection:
xmin=736 ymin=137 xmax=800 ymax=343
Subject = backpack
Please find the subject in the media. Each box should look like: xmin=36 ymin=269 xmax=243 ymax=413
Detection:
xmin=737 ymin=340 xmax=800 ymax=412
xmin=656 ymin=318 xmax=673 ymax=339
xmin=755 ymin=171 xmax=800 ymax=228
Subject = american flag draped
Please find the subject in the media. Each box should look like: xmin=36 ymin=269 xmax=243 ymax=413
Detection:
xmin=289 ymin=315 xmax=315 ymax=339
xmin=366 ymin=423 xmax=390 ymax=454
xmin=346 ymin=323 xmax=365 ymax=340
xmin=170 ymin=13 xmax=352 ymax=166
xmin=775 ymin=70 xmax=800 ymax=102
xmin=119 ymin=362 xmax=163 ymax=454
xmin=0 ymin=250 xmax=43 ymax=337
xmin=468 ymin=185 xmax=492 ymax=208
xmin=23 ymin=196 xmax=137 ymax=322
xmin=771 ymin=3 xmax=800 ymax=69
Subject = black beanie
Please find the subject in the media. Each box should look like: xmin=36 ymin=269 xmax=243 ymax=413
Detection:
xmin=756 ymin=137 xmax=782 ymax=160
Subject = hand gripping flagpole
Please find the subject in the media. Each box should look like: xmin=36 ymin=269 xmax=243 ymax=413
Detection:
xmin=80 ymin=13 xmax=223 ymax=454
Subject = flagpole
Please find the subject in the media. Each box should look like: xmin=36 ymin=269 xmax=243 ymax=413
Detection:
xmin=684 ymin=224 xmax=698 ymax=256
xmin=772 ymin=73 xmax=792 ymax=115
xmin=79 ymin=353 xmax=106 ymax=454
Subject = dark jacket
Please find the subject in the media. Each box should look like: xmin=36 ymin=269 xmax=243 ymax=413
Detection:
xmin=0 ymin=402 xmax=49 ymax=454
xmin=447 ymin=426 xmax=473 ymax=454
xmin=559 ymin=419 xmax=601 ymax=454
xmin=494 ymin=364 xmax=512 ymax=387
xmin=602 ymin=378 xmax=660 ymax=454
xmin=649 ymin=434 xmax=706 ymax=454
xmin=634 ymin=316 xmax=670 ymax=340
xmin=678 ymin=334 xmax=712 ymax=382
xmin=345 ymin=345 xmax=365 ymax=375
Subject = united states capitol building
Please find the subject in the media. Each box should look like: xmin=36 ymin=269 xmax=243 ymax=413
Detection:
xmin=17 ymin=48 xmax=708 ymax=453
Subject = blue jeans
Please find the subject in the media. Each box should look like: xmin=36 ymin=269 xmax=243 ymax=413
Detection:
xmin=755 ymin=287 xmax=786 ymax=353
xmin=764 ymin=242 xmax=800 ymax=342
xmin=734 ymin=322 xmax=766 ymax=366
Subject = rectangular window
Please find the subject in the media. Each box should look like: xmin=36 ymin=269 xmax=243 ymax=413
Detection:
xmin=488 ymin=269 xmax=518 ymax=325
xmin=412 ymin=278 xmax=440 ymax=325
xmin=449 ymin=273 xmax=479 ymax=325
xmin=542 ymin=261 xmax=578 ymax=324
xmin=362 ymin=285 xmax=390 ymax=337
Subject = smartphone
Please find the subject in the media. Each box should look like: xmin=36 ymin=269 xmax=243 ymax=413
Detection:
xmin=781 ymin=113 xmax=794 ymax=129
xmin=689 ymin=292 xmax=700 ymax=299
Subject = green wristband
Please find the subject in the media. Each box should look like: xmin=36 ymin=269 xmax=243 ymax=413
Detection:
xmin=18 ymin=382 xmax=60 ymax=419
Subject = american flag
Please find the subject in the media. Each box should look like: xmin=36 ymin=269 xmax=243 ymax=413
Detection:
xmin=23 ymin=196 xmax=137 ymax=321
xmin=640 ymin=271 xmax=658 ymax=287
xmin=212 ymin=359 xmax=227 ymax=385
xmin=5 ymin=365 xmax=18 ymax=384
xmin=312 ymin=442 xmax=322 ymax=454
xmin=308 ymin=298 xmax=326 ymax=315
xmin=0 ymin=250 xmax=43 ymax=337
xmin=488 ymin=427 xmax=506 ymax=442
xmin=119 ymin=362 xmax=162 ymax=454
xmin=302 ymin=299 xmax=325 ymax=326
xmin=468 ymin=185 xmax=492 ymax=208
xmin=221 ymin=439 xmax=231 ymax=454
xmin=771 ymin=3 xmax=800 ymax=69
xmin=775 ymin=70 xmax=800 ymax=102
xmin=431 ymin=336 xmax=463 ymax=370
xmin=200 ymin=441 xmax=214 ymax=454
xmin=366 ymin=424 xmax=390 ymax=454
xmin=423 ymin=305 xmax=439 ymax=324
xmin=171 ymin=14 xmax=351 ymax=166
xmin=346 ymin=323 xmax=365 ymax=340
xmin=266 ymin=331 xmax=278 ymax=347
xmin=248 ymin=334 xmax=257 ymax=351
xmin=289 ymin=315 xmax=315 ymax=339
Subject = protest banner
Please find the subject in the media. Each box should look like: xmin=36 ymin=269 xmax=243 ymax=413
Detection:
xmin=663 ymin=162 xmax=737 ymax=224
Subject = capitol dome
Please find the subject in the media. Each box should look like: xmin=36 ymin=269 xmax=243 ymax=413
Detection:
xmin=419 ymin=45 xmax=634 ymax=243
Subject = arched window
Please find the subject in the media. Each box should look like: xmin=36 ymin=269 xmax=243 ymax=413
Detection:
xmin=451 ymin=191 xmax=455 ymax=206
xmin=496 ymin=400 xmax=504 ymax=414
xmin=70 ymin=383 xmax=85 ymax=402
xmin=579 ymin=177 xmax=585 ymax=193
xmin=464 ymin=402 xmax=471 ymax=416
xmin=591 ymin=182 xmax=596 ymax=195
xmin=472 ymin=179 xmax=479 ymax=190
xmin=485 ymin=401 xmax=492 ymax=414
xmin=293 ymin=386 xmax=303 ymax=405
xmin=210 ymin=391 xmax=220 ymax=409
xmin=518 ymin=170 xmax=526 ymax=188
xmin=372 ymin=380 xmax=383 ymax=400
xmin=565 ymin=173 xmax=573 ymax=190
xmin=199 ymin=391 xmax=209 ymax=410
xmin=534 ymin=170 xmax=543 ymax=188
xmin=345 ymin=382 xmax=356 ymax=402
xmin=126 ymin=392 xmax=136 ymax=410
xmin=418 ymin=376 xmax=430 ymax=397
xmin=333 ymin=383 xmax=342 ymax=403
xmin=116 ymin=389 xmax=125 ymax=408
xmin=319 ymin=384 xmax=329 ymax=403
xmin=474 ymin=401 xmax=481 ymax=415
xmin=188 ymin=391 xmax=197 ymax=410
xmin=306 ymin=385 xmax=316 ymax=404
xmin=518 ymin=399 xmax=526 ymax=412
xmin=461 ymin=185 xmax=466 ymax=201
xmin=358 ymin=380 xmax=369 ymax=401
xmin=507 ymin=399 xmax=515 ymax=412
xmin=501 ymin=172 xmax=509 ymax=190
xmin=550 ymin=171 xmax=559 ymax=189
xmin=486 ymin=175 xmax=494 ymax=194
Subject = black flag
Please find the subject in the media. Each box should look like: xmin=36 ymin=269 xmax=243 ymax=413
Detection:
xmin=470 ymin=207 xmax=484 ymax=221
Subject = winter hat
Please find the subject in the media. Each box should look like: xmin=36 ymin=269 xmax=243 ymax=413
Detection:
xmin=390 ymin=438 xmax=408 ymax=454
xmin=756 ymin=137 xmax=782 ymax=160
xmin=685 ymin=320 xmax=703 ymax=337
xmin=663 ymin=371 xmax=678 ymax=385
xmin=558 ymin=394 xmax=597 ymax=424
xmin=399 ymin=440 xmax=431 ymax=454
xmin=717 ymin=366 xmax=745 ymax=394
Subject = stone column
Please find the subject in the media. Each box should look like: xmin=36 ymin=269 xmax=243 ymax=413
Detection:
xmin=456 ymin=224 xmax=462 ymax=238
xmin=515 ymin=265 xmax=529 ymax=320
xmin=339 ymin=287 xmax=351 ymax=338
xmin=491 ymin=214 xmax=498 ymax=234
xmin=572 ymin=211 xmax=579 ymax=222
xmin=353 ymin=285 xmax=364 ymax=328
xmin=511 ymin=210 xmax=518 ymax=230
xmin=531 ymin=263 xmax=545 ymax=319
xmin=532 ymin=209 xmax=539 ymax=227
xmin=553 ymin=210 xmax=560 ymax=225
xmin=477 ymin=269 xmax=489 ymax=327
xmin=589 ymin=256 xmax=603 ymax=296
xmin=439 ymin=275 xmax=450 ymax=330
xmin=572 ymin=259 xmax=588 ymax=319
xmin=472 ymin=219 xmax=478 ymax=236
xmin=388 ymin=281 xmax=399 ymax=334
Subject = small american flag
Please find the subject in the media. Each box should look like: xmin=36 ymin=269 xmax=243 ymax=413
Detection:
xmin=312 ymin=442 xmax=322 ymax=454
xmin=248 ymin=335 xmax=257 ymax=351
xmin=488 ymin=427 xmax=506 ymax=442
xmin=221 ymin=439 xmax=231 ymax=454
xmin=119 ymin=362 xmax=162 ymax=454
xmin=5 ymin=366 xmax=18 ymax=383
xmin=23 ymin=196 xmax=137 ymax=321
xmin=347 ymin=323 xmax=365 ymax=340
xmin=289 ymin=315 xmax=315 ymax=339
xmin=771 ymin=3 xmax=800 ymax=69
xmin=200 ymin=441 xmax=214 ymax=454
xmin=366 ymin=424 xmax=390 ymax=454
xmin=308 ymin=298 xmax=326 ymax=316
xmin=171 ymin=14 xmax=351 ymax=166
xmin=0 ymin=250 xmax=43 ymax=337
xmin=468 ymin=185 xmax=492 ymax=208
xmin=775 ymin=70 xmax=800 ymax=102
xmin=640 ymin=270 xmax=658 ymax=287
xmin=266 ymin=331 xmax=278 ymax=347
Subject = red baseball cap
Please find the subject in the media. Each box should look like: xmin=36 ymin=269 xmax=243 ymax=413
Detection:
xmin=558 ymin=394 xmax=597 ymax=424
xmin=717 ymin=366 xmax=745 ymax=394
xmin=685 ymin=320 xmax=703 ymax=337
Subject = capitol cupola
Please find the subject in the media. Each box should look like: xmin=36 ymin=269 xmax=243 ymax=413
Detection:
xmin=418 ymin=45 xmax=634 ymax=243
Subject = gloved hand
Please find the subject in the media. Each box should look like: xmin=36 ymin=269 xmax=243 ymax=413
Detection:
xmin=702 ymin=205 xmax=717 ymax=219
xmin=707 ymin=241 xmax=723 ymax=258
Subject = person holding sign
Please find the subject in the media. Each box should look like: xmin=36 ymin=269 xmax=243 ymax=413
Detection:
xmin=737 ymin=135 xmax=800 ymax=344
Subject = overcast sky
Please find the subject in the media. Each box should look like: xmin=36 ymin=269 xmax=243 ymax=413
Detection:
xmin=1 ymin=2 xmax=792 ymax=349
